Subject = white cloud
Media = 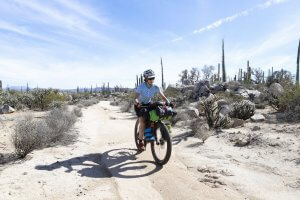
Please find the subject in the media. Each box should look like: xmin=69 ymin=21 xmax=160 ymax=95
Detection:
xmin=0 ymin=20 xmax=56 ymax=43
xmin=11 ymin=0 xmax=106 ymax=38
xmin=54 ymin=0 xmax=108 ymax=25
xmin=193 ymin=10 xmax=250 ymax=34
xmin=258 ymin=0 xmax=289 ymax=9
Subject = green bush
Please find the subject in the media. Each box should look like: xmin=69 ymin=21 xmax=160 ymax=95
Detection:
xmin=31 ymin=89 xmax=68 ymax=110
xmin=275 ymin=87 xmax=300 ymax=120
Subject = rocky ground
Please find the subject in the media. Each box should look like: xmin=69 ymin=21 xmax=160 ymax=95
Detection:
xmin=0 ymin=101 xmax=299 ymax=200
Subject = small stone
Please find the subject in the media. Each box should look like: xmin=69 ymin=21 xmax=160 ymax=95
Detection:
xmin=250 ymin=114 xmax=265 ymax=122
xmin=22 ymin=172 xmax=28 ymax=175
xmin=252 ymin=126 xmax=261 ymax=131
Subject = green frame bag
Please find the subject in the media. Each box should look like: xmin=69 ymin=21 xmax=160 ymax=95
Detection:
xmin=149 ymin=110 xmax=160 ymax=122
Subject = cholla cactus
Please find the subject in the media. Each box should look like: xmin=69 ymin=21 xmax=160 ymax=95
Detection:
xmin=200 ymin=95 xmax=231 ymax=129
xmin=230 ymin=100 xmax=255 ymax=120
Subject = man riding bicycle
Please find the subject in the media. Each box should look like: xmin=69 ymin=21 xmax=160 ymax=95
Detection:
xmin=134 ymin=69 xmax=170 ymax=151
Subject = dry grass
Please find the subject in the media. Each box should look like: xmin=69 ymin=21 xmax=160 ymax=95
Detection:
xmin=11 ymin=106 xmax=81 ymax=158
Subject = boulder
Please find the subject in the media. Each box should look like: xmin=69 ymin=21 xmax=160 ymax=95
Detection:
xmin=219 ymin=105 xmax=231 ymax=115
xmin=0 ymin=104 xmax=15 ymax=114
xmin=194 ymin=80 xmax=210 ymax=98
xmin=250 ymin=114 xmax=265 ymax=122
xmin=211 ymin=83 xmax=225 ymax=93
xmin=198 ymin=85 xmax=210 ymax=97
xmin=236 ymin=89 xmax=261 ymax=99
xmin=269 ymin=83 xmax=284 ymax=97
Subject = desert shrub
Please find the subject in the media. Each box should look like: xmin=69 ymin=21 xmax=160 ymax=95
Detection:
xmin=78 ymin=98 xmax=99 ymax=107
xmin=48 ymin=101 xmax=65 ymax=109
xmin=44 ymin=107 xmax=77 ymax=142
xmin=230 ymin=100 xmax=255 ymax=120
xmin=12 ymin=114 xmax=43 ymax=158
xmin=73 ymin=107 xmax=83 ymax=117
xmin=255 ymin=103 xmax=266 ymax=109
xmin=31 ymin=89 xmax=68 ymax=110
xmin=275 ymin=87 xmax=300 ymax=120
xmin=215 ymin=91 xmax=244 ymax=103
xmin=199 ymin=95 xmax=231 ymax=129
xmin=12 ymin=107 xmax=79 ymax=158
xmin=110 ymin=100 xmax=119 ymax=106
xmin=266 ymin=70 xmax=293 ymax=88
xmin=0 ymin=91 xmax=18 ymax=108
xmin=70 ymin=93 xmax=91 ymax=104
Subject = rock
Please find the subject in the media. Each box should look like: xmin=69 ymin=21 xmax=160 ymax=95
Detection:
xmin=219 ymin=105 xmax=231 ymax=115
xmin=199 ymin=85 xmax=210 ymax=97
xmin=194 ymin=81 xmax=210 ymax=98
xmin=0 ymin=104 xmax=15 ymax=114
xmin=211 ymin=83 xmax=226 ymax=93
xmin=269 ymin=83 xmax=284 ymax=97
xmin=236 ymin=89 xmax=261 ymax=99
xmin=186 ymin=107 xmax=199 ymax=118
xmin=247 ymin=90 xmax=261 ymax=100
xmin=230 ymin=118 xmax=245 ymax=128
xmin=217 ymin=99 xmax=228 ymax=107
xmin=181 ymin=85 xmax=194 ymax=93
xmin=252 ymin=126 xmax=261 ymax=131
xmin=250 ymin=114 xmax=265 ymax=122
xmin=235 ymin=135 xmax=251 ymax=147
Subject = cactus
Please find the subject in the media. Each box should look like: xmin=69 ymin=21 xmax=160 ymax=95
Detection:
xmin=136 ymin=75 xmax=139 ymax=87
xmin=0 ymin=80 xmax=2 ymax=91
xmin=90 ymin=85 xmax=93 ymax=94
xmin=222 ymin=39 xmax=227 ymax=82
xmin=246 ymin=60 xmax=252 ymax=83
xmin=217 ymin=63 xmax=220 ymax=81
xmin=161 ymin=57 xmax=166 ymax=90
xmin=77 ymin=86 xmax=79 ymax=93
xmin=297 ymin=39 xmax=300 ymax=86
xmin=107 ymin=82 xmax=110 ymax=94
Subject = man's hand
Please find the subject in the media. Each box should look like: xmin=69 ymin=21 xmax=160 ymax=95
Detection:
xmin=135 ymin=102 xmax=141 ymax=108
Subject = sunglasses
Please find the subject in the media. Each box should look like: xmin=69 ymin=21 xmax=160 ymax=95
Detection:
xmin=148 ymin=77 xmax=155 ymax=80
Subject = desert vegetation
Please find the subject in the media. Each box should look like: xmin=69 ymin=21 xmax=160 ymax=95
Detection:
xmin=12 ymin=106 xmax=81 ymax=158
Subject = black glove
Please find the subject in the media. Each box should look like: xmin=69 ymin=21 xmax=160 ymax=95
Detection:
xmin=166 ymin=101 xmax=174 ymax=108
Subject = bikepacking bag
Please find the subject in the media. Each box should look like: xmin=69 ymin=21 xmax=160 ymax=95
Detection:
xmin=149 ymin=110 xmax=160 ymax=122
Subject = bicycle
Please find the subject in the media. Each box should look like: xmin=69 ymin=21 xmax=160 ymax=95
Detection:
xmin=134 ymin=102 xmax=176 ymax=165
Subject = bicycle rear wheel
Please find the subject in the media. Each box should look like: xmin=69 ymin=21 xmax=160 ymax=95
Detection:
xmin=134 ymin=119 xmax=139 ymax=149
xmin=151 ymin=123 xmax=172 ymax=165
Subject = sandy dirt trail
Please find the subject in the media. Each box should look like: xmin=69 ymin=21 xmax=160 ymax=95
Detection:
xmin=0 ymin=102 xmax=243 ymax=200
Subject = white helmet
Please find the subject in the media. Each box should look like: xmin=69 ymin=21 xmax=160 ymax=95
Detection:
xmin=143 ymin=69 xmax=155 ymax=79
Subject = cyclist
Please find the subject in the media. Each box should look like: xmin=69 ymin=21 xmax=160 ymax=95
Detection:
xmin=134 ymin=69 xmax=170 ymax=151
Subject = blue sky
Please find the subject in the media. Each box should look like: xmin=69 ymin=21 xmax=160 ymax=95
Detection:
xmin=0 ymin=0 xmax=299 ymax=89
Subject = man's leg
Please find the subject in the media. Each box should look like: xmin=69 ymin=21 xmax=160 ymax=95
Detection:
xmin=138 ymin=116 xmax=145 ymax=140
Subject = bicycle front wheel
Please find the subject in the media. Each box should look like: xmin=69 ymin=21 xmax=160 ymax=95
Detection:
xmin=151 ymin=123 xmax=172 ymax=165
